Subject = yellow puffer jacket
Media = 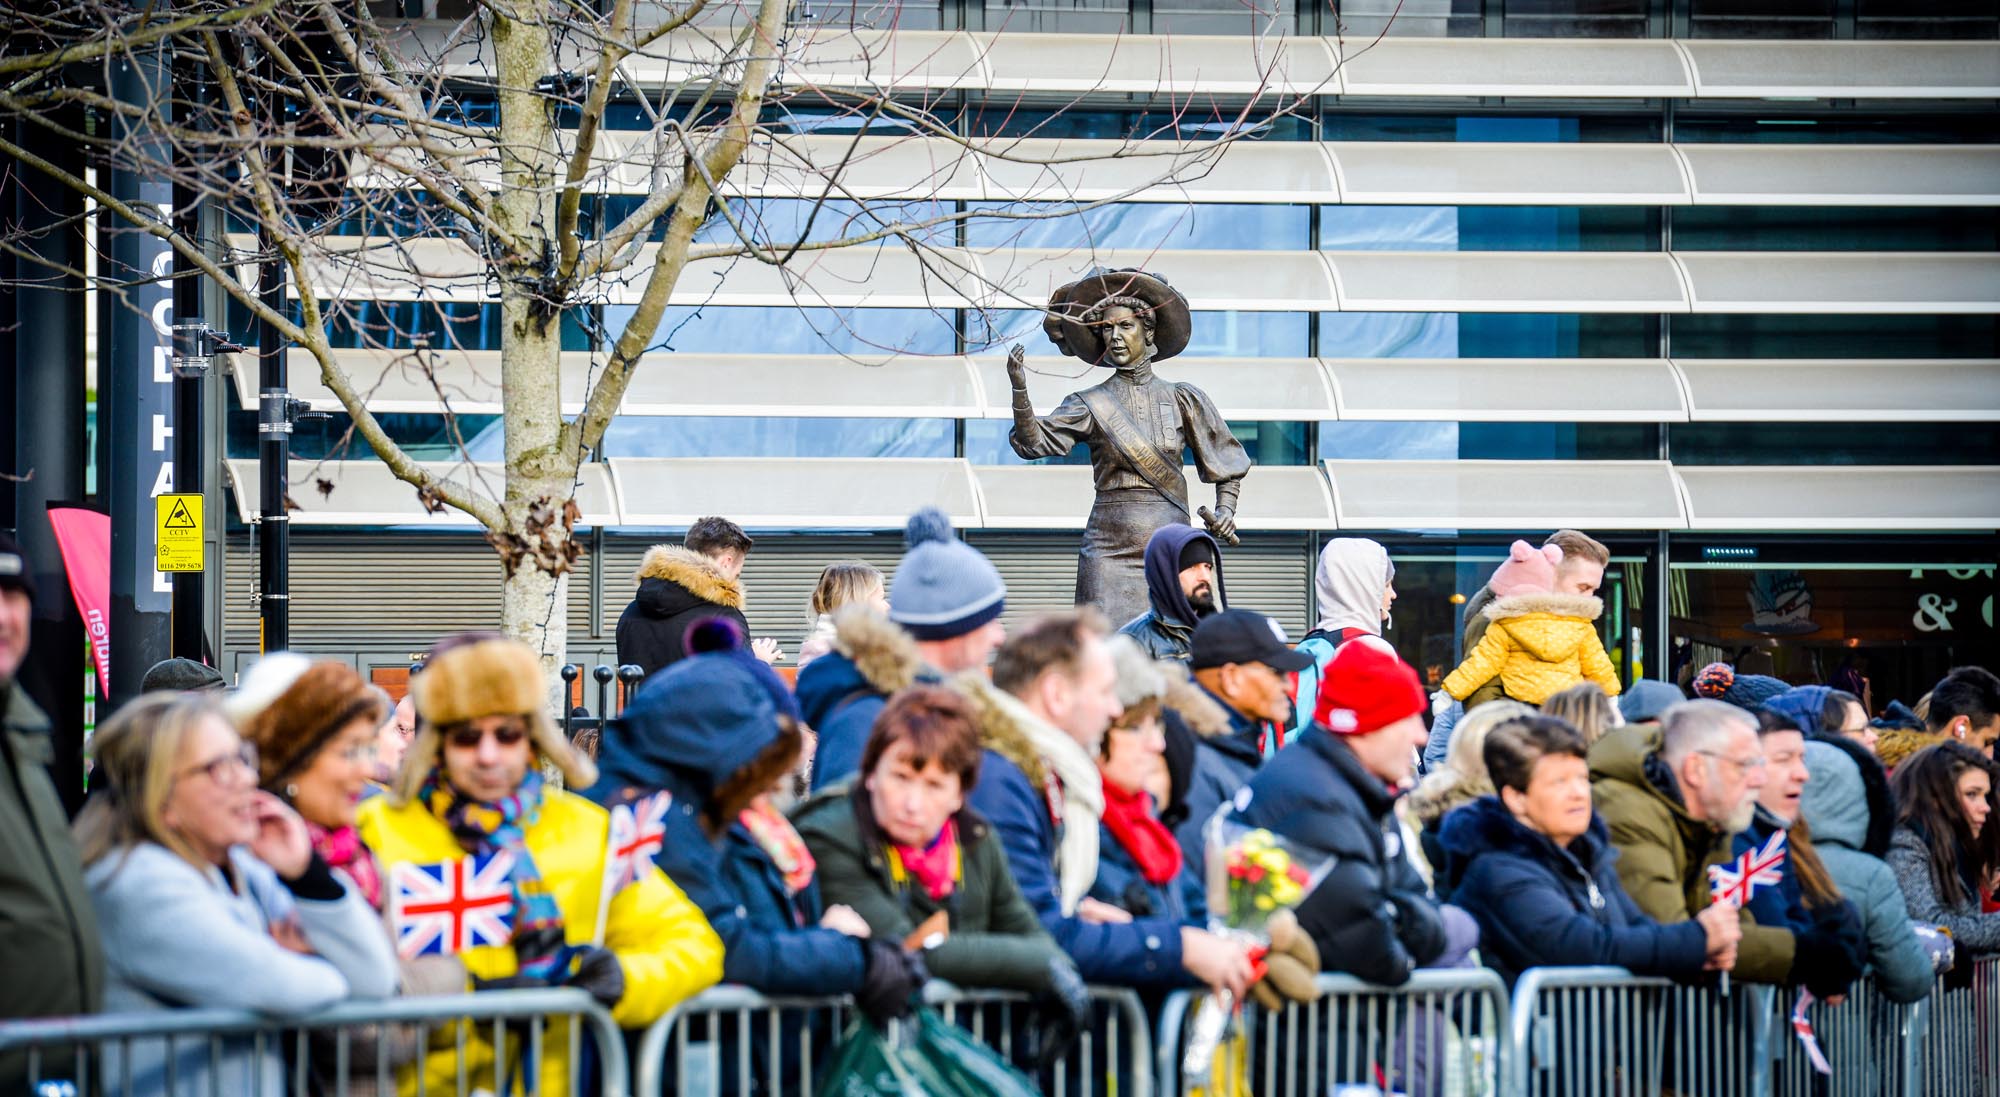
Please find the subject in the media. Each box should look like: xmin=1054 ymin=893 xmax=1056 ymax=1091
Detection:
xmin=1442 ymin=592 xmax=1622 ymax=706
xmin=358 ymin=790 xmax=723 ymax=1097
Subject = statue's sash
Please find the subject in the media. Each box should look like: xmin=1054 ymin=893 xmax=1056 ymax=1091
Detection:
xmin=1078 ymin=384 xmax=1188 ymax=511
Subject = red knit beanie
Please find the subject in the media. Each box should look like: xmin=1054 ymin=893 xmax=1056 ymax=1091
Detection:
xmin=1313 ymin=636 xmax=1426 ymax=735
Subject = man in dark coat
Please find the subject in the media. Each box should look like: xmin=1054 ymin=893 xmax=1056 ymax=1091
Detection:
xmin=617 ymin=515 xmax=777 ymax=680
xmin=798 ymin=508 xmax=1008 ymax=791
xmin=1173 ymin=610 xmax=1313 ymax=870
xmin=0 ymin=532 xmax=104 ymax=1089
xmin=1231 ymin=637 xmax=1461 ymax=987
xmin=1118 ymin=523 xmax=1225 ymax=662
xmin=962 ymin=611 xmax=1258 ymax=997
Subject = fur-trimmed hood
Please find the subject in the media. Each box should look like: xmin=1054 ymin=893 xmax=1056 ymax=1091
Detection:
xmin=795 ymin=607 xmax=926 ymax=735
xmin=633 ymin=545 xmax=743 ymax=616
xmin=1482 ymin=591 xmax=1604 ymax=623
xmin=1480 ymin=592 xmax=1606 ymax=665
xmin=1162 ymin=662 xmax=1231 ymax=738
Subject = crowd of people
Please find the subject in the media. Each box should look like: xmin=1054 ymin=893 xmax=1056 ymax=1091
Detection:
xmin=1 ymin=515 xmax=1997 ymax=1094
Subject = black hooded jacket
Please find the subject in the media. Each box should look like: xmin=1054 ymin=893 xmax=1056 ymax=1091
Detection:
xmin=1118 ymin=525 xmax=1225 ymax=662
xmin=615 ymin=545 xmax=749 ymax=680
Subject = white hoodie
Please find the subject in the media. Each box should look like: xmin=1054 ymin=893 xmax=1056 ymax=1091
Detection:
xmin=1314 ymin=538 xmax=1393 ymax=636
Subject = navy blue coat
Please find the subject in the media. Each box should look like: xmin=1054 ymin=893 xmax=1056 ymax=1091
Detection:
xmin=1172 ymin=689 xmax=1268 ymax=872
xmin=589 ymin=654 xmax=867 ymax=996
xmin=1091 ymin=819 xmax=1207 ymax=927
xmin=1231 ymin=727 xmax=1445 ymax=987
xmin=967 ymin=751 xmax=1190 ymax=988
xmin=797 ymin=649 xmax=945 ymax=793
xmin=1437 ymin=796 xmax=1709 ymax=986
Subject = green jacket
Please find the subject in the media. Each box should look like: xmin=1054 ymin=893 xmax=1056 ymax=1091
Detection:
xmin=1587 ymin=723 xmax=1796 ymax=984
xmin=1 ymin=682 xmax=104 ymax=1082
xmin=793 ymin=783 xmax=1063 ymax=994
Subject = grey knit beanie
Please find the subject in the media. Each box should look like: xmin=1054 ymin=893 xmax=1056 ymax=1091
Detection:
xmin=889 ymin=508 xmax=1006 ymax=641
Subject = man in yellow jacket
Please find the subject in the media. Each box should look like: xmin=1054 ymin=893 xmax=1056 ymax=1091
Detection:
xmin=360 ymin=633 xmax=722 ymax=1096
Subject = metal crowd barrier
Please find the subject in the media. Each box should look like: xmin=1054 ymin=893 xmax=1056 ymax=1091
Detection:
xmin=1509 ymin=966 xmax=1780 ymax=1097
xmin=1156 ymin=969 xmax=1510 ymax=1097
xmin=1768 ymin=980 xmax=1929 ymax=1097
xmin=1891 ymin=956 xmax=2000 ymax=1097
xmin=634 ymin=980 xmax=1154 ymax=1097
xmin=0 ymin=989 xmax=626 ymax=1097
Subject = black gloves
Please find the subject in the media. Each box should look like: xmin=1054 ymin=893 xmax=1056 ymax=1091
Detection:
xmin=565 ymin=946 xmax=627 ymax=1009
xmin=1790 ymin=901 xmax=1866 ymax=999
xmin=855 ymin=939 xmax=928 ymax=1027
xmin=1026 ymin=957 xmax=1092 ymax=1071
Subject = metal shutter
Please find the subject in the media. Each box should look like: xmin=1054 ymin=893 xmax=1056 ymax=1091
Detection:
xmin=225 ymin=534 xmax=594 ymax=651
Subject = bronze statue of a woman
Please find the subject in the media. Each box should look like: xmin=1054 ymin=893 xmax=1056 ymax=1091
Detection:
xmin=1007 ymin=269 xmax=1251 ymax=626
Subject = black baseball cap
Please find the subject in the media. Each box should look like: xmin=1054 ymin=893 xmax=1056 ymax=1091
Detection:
xmin=0 ymin=532 xmax=34 ymax=602
xmin=1190 ymin=609 xmax=1315 ymax=673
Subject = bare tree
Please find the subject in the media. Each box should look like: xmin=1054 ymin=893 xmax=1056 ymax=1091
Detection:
xmin=0 ymin=0 xmax=1311 ymax=682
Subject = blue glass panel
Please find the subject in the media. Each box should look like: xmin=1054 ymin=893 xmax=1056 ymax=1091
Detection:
xmin=1319 ymin=206 xmax=1458 ymax=251
xmin=1320 ymin=113 xmax=1659 ymax=143
xmin=967 ymin=310 xmax=1309 ymax=357
xmin=1319 ymin=312 xmax=1657 ymax=358
xmin=521 ymin=416 xmax=956 ymax=460
xmin=1318 ymin=422 xmax=1657 ymax=461
xmin=601 ymin=305 xmax=958 ymax=356
xmin=964 ymin=202 xmax=1309 ymax=250
xmin=1670 ymin=314 xmax=1998 ymax=359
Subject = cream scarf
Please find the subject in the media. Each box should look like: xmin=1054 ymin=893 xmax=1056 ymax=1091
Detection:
xmin=962 ymin=678 xmax=1105 ymax=915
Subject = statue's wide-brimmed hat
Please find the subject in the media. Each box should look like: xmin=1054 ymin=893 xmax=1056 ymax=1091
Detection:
xmin=1042 ymin=268 xmax=1192 ymax=365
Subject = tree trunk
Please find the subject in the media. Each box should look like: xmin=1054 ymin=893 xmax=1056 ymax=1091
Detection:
xmin=491 ymin=1 xmax=576 ymax=701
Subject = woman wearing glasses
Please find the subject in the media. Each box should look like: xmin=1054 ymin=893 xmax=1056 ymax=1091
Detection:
xmin=358 ymin=632 xmax=722 ymax=1096
xmin=74 ymin=691 xmax=398 ymax=1095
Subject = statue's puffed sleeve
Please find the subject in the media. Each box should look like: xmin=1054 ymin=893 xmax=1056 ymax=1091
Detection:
xmin=1176 ymin=384 xmax=1252 ymax=506
xmin=1010 ymin=391 xmax=1097 ymax=461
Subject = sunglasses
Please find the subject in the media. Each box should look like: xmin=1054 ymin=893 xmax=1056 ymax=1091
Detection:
xmin=445 ymin=723 xmax=528 ymax=750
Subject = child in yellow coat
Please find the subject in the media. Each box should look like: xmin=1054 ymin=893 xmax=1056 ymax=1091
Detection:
xmin=1441 ymin=540 xmax=1622 ymax=706
xmin=359 ymin=634 xmax=723 ymax=1097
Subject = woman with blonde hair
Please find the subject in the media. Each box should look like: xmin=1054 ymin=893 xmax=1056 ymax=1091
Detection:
xmin=796 ymin=560 xmax=888 ymax=669
xmin=1401 ymin=700 xmax=1537 ymax=898
xmin=1542 ymin=681 xmax=1623 ymax=747
xmin=76 ymin=692 xmax=397 ymax=1095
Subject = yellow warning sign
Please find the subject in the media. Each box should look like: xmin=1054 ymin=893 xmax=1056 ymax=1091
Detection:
xmin=156 ymin=493 xmax=204 ymax=572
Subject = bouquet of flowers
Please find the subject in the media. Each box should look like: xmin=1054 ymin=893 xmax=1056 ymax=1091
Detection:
xmin=1184 ymin=814 xmax=1338 ymax=1078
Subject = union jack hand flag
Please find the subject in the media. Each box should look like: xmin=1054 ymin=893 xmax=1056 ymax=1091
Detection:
xmin=1708 ymin=828 xmax=1789 ymax=910
xmin=388 ymin=850 xmax=517 ymax=960
xmin=605 ymin=791 xmax=672 ymax=895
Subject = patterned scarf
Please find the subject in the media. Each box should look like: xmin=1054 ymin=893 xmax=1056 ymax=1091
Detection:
xmin=738 ymin=795 xmax=817 ymax=897
xmin=421 ymin=768 xmax=569 ymax=982
xmin=309 ymin=822 xmax=383 ymax=909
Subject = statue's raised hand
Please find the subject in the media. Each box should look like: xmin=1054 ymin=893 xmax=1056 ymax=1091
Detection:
xmin=1006 ymin=344 xmax=1029 ymax=390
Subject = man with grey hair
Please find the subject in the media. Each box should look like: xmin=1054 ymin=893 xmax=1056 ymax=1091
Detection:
xmin=1590 ymin=698 xmax=1809 ymax=984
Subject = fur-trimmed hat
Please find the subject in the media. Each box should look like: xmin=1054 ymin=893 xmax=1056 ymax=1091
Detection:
xmin=394 ymin=633 xmax=595 ymax=802
xmin=230 ymin=654 xmax=388 ymax=793
xmin=1043 ymin=268 xmax=1193 ymax=365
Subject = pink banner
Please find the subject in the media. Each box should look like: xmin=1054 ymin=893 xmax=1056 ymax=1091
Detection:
xmin=46 ymin=505 xmax=111 ymax=699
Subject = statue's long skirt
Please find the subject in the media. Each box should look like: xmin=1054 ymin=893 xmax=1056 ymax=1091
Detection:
xmin=1076 ymin=490 xmax=1189 ymax=629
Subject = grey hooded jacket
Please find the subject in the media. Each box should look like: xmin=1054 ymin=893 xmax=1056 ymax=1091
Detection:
xmin=1798 ymin=740 xmax=1944 ymax=1000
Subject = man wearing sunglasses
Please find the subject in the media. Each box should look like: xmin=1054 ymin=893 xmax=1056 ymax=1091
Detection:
xmin=359 ymin=632 xmax=724 ymax=1094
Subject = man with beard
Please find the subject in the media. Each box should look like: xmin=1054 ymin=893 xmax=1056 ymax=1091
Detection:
xmin=1119 ymin=524 xmax=1225 ymax=662
xmin=1591 ymin=699 xmax=1851 ymax=984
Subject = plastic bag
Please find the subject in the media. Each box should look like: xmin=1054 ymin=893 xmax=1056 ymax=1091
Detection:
xmin=814 ymin=1008 xmax=1042 ymax=1097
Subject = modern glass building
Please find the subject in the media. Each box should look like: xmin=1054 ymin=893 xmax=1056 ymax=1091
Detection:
xmin=215 ymin=2 xmax=1998 ymax=710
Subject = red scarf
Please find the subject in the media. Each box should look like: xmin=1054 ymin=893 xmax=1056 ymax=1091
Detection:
xmin=738 ymin=795 xmax=817 ymax=897
xmin=1099 ymin=780 xmax=1183 ymax=886
xmin=892 ymin=820 xmax=960 ymax=902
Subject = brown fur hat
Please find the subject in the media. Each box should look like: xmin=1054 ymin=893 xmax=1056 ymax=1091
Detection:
xmin=232 ymin=656 xmax=388 ymax=792
xmin=394 ymin=633 xmax=595 ymax=802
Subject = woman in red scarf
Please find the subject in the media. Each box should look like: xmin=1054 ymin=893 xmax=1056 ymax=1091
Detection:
xmin=1090 ymin=638 xmax=1207 ymax=925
